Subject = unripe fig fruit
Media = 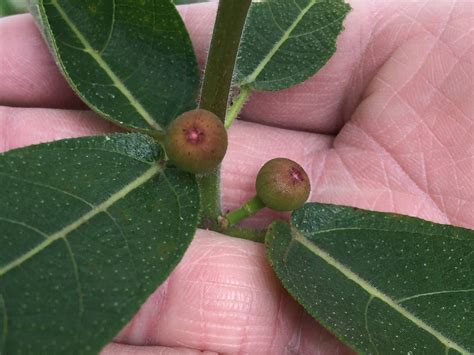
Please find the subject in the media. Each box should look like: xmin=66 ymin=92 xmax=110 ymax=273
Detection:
xmin=164 ymin=109 xmax=228 ymax=174
xmin=256 ymin=158 xmax=310 ymax=211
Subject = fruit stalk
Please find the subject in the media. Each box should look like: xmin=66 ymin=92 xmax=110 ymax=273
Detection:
xmin=222 ymin=196 xmax=266 ymax=228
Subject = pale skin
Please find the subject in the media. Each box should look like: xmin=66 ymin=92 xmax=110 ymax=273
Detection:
xmin=0 ymin=0 xmax=472 ymax=353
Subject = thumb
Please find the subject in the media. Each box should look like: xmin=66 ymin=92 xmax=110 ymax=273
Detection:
xmin=114 ymin=230 xmax=353 ymax=355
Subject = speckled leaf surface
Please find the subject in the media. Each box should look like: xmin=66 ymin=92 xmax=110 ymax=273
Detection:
xmin=0 ymin=134 xmax=199 ymax=354
xmin=235 ymin=0 xmax=351 ymax=91
xmin=30 ymin=0 xmax=199 ymax=132
xmin=266 ymin=203 xmax=474 ymax=354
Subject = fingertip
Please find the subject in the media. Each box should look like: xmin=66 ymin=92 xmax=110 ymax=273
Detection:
xmin=101 ymin=342 xmax=217 ymax=355
xmin=177 ymin=3 xmax=217 ymax=68
xmin=116 ymin=230 xmax=349 ymax=354
xmin=0 ymin=107 xmax=119 ymax=153
xmin=0 ymin=14 xmax=85 ymax=108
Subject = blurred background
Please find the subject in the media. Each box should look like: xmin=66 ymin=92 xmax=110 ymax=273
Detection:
xmin=1 ymin=0 xmax=27 ymax=17
xmin=0 ymin=0 xmax=211 ymax=18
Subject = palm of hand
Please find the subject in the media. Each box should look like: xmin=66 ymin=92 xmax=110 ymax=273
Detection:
xmin=0 ymin=1 xmax=471 ymax=354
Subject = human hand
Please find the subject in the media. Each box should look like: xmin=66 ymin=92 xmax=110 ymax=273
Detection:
xmin=0 ymin=0 xmax=471 ymax=353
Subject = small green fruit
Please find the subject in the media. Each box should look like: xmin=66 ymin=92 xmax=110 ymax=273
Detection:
xmin=164 ymin=109 xmax=228 ymax=174
xmin=256 ymin=158 xmax=310 ymax=211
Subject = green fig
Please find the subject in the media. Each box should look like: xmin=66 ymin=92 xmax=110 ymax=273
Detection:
xmin=256 ymin=158 xmax=310 ymax=211
xmin=164 ymin=109 xmax=228 ymax=174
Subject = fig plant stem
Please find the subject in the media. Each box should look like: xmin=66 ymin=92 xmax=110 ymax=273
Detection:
xmin=224 ymin=86 xmax=252 ymax=129
xmin=224 ymin=196 xmax=266 ymax=227
xmin=224 ymin=226 xmax=266 ymax=244
xmin=197 ymin=0 xmax=252 ymax=228
xmin=199 ymin=0 xmax=252 ymax=120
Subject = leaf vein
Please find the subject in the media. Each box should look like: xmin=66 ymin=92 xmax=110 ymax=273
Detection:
xmin=291 ymin=229 xmax=469 ymax=354
xmin=99 ymin=0 xmax=116 ymax=54
xmin=364 ymin=296 xmax=379 ymax=355
xmin=240 ymin=0 xmax=318 ymax=86
xmin=62 ymin=238 xmax=84 ymax=328
xmin=288 ymin=13 xmax=348 ymax=39
xmin=398 ymin=289 xmax=474 ymax=303
xmin=0 ymin=172 xmax=97 ymax=209
xmin=0 ymin=165 xmax=161 ymax=277
xmin=0 ymin=217 xmax=48 ymax=240
xmin=49 ymin=0 xmax=161 ymax=131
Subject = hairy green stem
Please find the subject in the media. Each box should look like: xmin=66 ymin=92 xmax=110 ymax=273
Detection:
xmin=224 ymin=226 xmax=266 ymax=244
xmin=197 ymin=0 xmax=252 ymax=228
xmin=223 ymin=196 xmax=266 ymax=227
xmin=196 ymin=171 xmax=221 ymax=229
xmin=225 ymin=86 xmax=252 ymax=129
xmin=199 ymin=0 xmax=252 ymax=120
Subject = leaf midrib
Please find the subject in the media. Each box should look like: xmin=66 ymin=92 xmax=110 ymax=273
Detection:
xmin=46 ymin=0 xmax=162 ymax=131
xmin=290 ymin=228 xmax=469 ymax=354
xmin=240 ymin=0 xmax=317 ymax=86
xmin=0 ymin=164 xmax=161 ymax=277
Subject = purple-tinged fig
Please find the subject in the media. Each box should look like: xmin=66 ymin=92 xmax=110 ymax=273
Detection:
xmin=256 ymin=158 xmax=310 ymax=211
xmin=164 ymin=109 xmax=228 ymax=174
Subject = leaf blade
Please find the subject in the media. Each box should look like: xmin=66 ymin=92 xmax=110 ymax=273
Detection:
xmin=266 ymin=203 xmax=474 ymax=354
xmin=0 ymin=134 xmax=200 ymax=354
xmin=235 ymin=0 xmax=351 ymax=91
xmin=32 ymin=0 xmax=199 ymax=132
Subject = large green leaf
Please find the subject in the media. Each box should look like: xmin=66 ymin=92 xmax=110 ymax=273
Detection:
xmin=235 ymin=0 xmax=351 ymax=91
xmin=0 ymin=134 xmax=200 ymax=354
xmin=266 ymin=203 xmax=474 ymax=354
xmin=30 ymin=0 xmax=199 ymax=132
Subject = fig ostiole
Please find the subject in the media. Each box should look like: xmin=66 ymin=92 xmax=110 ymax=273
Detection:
xmin=164 ymin=109 xmax=228 ymax=174
xmin=221 ymin=158 xmax=311 ymax=228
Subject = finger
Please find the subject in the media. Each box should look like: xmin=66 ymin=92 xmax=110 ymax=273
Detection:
xmin=0 ymin=107 xmax=347 ymax=353
xmin=177 ymin=3 xmax=217 ymax=69
xmin=0 ymin=4 xmax=217 ymax=109
xmin=101 ymin=343 xmax=217 ymax=355
xmin=115 ymin=230 xmax=353 ymax=355
xmin=183 ymin=0 xmax=449 ymax=134
xmin=330 ymin=0 xmax=474 ymax=229
xmin=225 ymin=121 xmax=463 ymax=229
xmin=0 ymin=106 xmax=459 ymax=229
xmin=0 ymin=15 xmax=85 ymax=109
xmin=240 ymin=0 xmax=457 ymax=133
xmin=0 ymin=105 xmax=332 ymax=227
xmin=1 ymin=1 xmax=423 ymax=132
xmin=0 ymin=106 xmax=118 ymax=152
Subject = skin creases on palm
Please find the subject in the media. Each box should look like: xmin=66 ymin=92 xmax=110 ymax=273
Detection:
xmin=233 ymin=0 xmax=473 ymax=231
xmin=0 ymin=0 xmax=471 ymax=354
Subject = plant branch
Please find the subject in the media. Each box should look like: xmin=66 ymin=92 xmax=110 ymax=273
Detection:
xmin=199 ymin=0 xmax=252 ymax=120
xmin=223 ymin=226 xmax=266 ymax=244
xmin=225 ymin=86 xmax=252 ymax=129
xmin=222 ymin=196 xmax=265 ymax=227
xmin=197 ymin=0 xmax=252 ymax=228
xmin=196 ymin=171 xmax=221 ymax=229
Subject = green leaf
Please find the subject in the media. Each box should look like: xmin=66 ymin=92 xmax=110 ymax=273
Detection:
xmin=30 ymin=0 xmax=200 ymax=132
xmin=0 ymin=134 xmax=200 ymax=354
xmin=235 ymin=0 xmax=351 ymax=91
xmin=266 ymin=203 xmax=474 ymax=354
